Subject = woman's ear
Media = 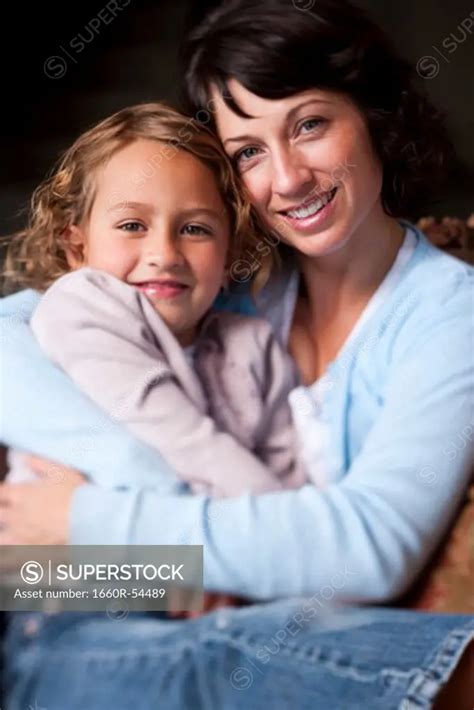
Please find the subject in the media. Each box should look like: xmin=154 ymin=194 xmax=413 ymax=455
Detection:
xmin=62 ymin=225 xmax=87 ymax=269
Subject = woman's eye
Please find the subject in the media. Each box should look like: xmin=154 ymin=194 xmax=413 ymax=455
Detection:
xmin=299 ymin=118 xmax=326 ymax=134
xmin=182 ymin=224 xmax=212 ymax=236
xmin=117 ymin=221 xmax=146 ymax=233
xmin=235 ymin=146 xmax=261 ymax=164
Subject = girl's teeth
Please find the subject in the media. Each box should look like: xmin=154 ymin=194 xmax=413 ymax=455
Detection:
xmin=287 ymin=189 xmax=335 ymax=219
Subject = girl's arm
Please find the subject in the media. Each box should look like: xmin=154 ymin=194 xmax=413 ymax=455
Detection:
xmin=31 ymin=268 xmax=294 ymax=496
xmin=0 ymin=289 xmax=182 ymax=492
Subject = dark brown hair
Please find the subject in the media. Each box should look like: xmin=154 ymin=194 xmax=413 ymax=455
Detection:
xmin=181 ymin=0 xmax=454 ymax=217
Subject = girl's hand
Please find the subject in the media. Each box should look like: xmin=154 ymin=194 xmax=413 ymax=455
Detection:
xmin=0 ymin=455 xmax=86 ymax=545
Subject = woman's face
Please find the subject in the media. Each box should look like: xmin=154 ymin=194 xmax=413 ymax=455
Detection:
xmin=212 ymin=80 xmax=384 ymax=258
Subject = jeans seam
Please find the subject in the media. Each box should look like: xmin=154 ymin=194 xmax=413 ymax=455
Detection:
xmin=201 ymin=630 xmax=424 ymax=685
xmin=400 ymin=621 xmax=474 ymax=709
xmin=33 ymin=636 xmax=201 ymax=664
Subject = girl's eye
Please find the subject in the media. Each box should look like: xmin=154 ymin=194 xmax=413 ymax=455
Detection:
xmin=182 ymin=224 xmax=212 ymax=236
xmin=234 ymin=146 xmax=261 ymax=164
xmin=299 ymin=117 xmax=326 ymax=135
xmin=117 ymin=221 xmax=145 ymax=233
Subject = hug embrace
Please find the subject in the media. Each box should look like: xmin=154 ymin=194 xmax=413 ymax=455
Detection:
xmin=1 ymin=0 xmax=473 ymax=708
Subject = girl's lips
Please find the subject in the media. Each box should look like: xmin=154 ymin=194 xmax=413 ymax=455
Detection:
xmin=277 ymin=187 xmax=338 ymax=234
xmin=135 ymin=281 xmax=190 ymax=299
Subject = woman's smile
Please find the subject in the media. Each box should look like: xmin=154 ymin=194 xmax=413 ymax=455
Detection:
xmin=213 ymin=81 xmax=384 ymax=259
xmin=276 ymin=186 xmax=338 ymax=234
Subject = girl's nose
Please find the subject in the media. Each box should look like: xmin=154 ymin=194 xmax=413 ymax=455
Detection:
xmin=144 ymin=232 xmax=185 ymax=269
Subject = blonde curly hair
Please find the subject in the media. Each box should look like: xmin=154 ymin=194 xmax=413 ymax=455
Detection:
xmin=3 ymin=102 xmax=277 ymax=295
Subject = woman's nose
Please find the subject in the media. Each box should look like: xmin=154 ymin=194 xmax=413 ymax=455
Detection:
xmin=271 ymin=147 xmax=314 ymax=199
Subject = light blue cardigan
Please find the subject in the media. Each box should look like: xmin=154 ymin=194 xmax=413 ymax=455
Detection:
xmin=1 ymin=225 xmax=472 ymax=602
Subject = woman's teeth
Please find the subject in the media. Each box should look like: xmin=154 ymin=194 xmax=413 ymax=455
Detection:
xmin=285 ymin=188 xmax=337 ymax=219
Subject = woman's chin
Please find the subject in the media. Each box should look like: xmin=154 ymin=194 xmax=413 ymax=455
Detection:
xmin=277 ymin=227 xmax=352 ymax=259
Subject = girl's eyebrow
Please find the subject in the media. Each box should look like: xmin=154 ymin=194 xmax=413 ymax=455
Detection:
xmin=107 ymin=200 xmax=153 ymax=213
xmin=107 ymin=203 xmax=223 ymax=220
xmin=223 ymin=98 xmax=333 ymax=146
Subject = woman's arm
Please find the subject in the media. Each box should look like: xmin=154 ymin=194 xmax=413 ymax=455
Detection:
xmin=0 ymin=289 xmax=182 ymax=491
xmin=66 ymin=274 xmax=473 ymax=602
xmin=2 ymin=278 xmax=472 ymax=603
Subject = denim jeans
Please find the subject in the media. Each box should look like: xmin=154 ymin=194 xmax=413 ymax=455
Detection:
xmin=3 ymin=601 xmax=474 ymax=710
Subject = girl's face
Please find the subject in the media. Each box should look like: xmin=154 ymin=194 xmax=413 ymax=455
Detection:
xmin=68 ymin=139 xmax=230 ymax=346
xmin=212 ymin=80 xmax=384 ymax=258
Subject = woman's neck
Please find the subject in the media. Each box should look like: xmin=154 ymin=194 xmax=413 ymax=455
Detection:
xmin=288 ymin=210 xmax=405 ymax=383
xmin=296 ymin=211 xmax=405 ymax=320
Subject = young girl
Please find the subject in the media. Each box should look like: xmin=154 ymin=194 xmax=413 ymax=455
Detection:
xmin=5 ymin=102 xmax=313 ymax=495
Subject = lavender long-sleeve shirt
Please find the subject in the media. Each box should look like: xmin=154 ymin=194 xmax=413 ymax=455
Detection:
xmin=21 ymin=268 xmax=307 ymax=496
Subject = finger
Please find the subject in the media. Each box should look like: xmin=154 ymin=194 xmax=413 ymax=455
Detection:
xmin=0 ymin=482 xmax=42 ymax=507
xmin=0 ymin=531 xmax=20 ymax=545
xmin=0 ymin=508 xmax=21 ymax=545
xmin=0 ymin=529 xmax=35 ymax=546
xmin=23 ymin=456 xmax=84 ymax=484
xmin=0 ymin=483 xmax=19 ymax=507
xmin=206 ymin=595 xmax=240 ymax=612
xmin=24 ymin=455 xmax=57 ymax=477
xmin=0 ymin=485 xmax=9 ymax=507
xmin=203 ymin=593 xmax=233 ymax=610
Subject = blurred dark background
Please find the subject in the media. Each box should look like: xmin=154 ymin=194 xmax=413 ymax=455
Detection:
xmin=0 ymin=0 xmax=473 ymax=240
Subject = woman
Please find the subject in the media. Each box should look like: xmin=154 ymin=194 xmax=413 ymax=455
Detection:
xmin=1 ymin=0 xmax=473 ymax=707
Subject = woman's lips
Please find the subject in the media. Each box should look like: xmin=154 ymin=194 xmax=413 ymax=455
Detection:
xmin=135 ymin=281 xmax=190 ymax=299
xmin=277 ymin=187 xmax=338 ymax=234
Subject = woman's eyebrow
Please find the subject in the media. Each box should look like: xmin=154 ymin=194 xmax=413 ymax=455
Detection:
xmin=224 ymin=134 xmax=258 ymax=146
xmin=223 ymin=98 xmax=333 ymax=146
xmin=285 ymin=98 xmax=333 ymax=123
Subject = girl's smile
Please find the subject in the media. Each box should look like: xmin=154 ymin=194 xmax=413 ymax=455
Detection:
xmin=133 ymin=279 xmax=191 ymax=300
xmin=65 ymin=139 xmax=231 ymax=346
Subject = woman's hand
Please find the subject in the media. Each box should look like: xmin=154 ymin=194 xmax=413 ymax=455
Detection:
xmin=0 ymin=455 xmax=86 ymax=545
xmin=188 ymin=592 xmax=246 ymax=617
xmin=168 ymin=591 xmax=247 ymax=619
